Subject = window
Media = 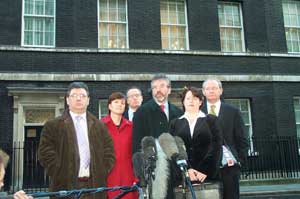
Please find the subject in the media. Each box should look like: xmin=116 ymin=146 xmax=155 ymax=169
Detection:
xmin=160 ymin=0 xmax=189 ymax=50
xmin=294 ymin=97 xmax=300 ymax=137
xmin=225 ymin=98 xmax=254 ymax=155
xmin=218 ymin=2 xmax=245 ymax=52
xmin=282 ymin=0 xmax=300 ymax=53
xmin=99 ymin=99 xmax=108 ymax=119
xmin=22 ymin=0 xmax=55 ymax=47
xmin=98 ymin=0 xmax=128 ymax=48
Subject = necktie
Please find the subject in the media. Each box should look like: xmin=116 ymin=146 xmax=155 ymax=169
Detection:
xmin=209 ymin=105 xmax=216 ymax=116
xmin=160 ymin=104 xmax=165 ymax=112
xmin=75 ymin=116 xmax=90 ymax=169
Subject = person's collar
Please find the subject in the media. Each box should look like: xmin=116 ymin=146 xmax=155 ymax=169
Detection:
xmin=179 ymin=110 xmax=206 ymax=119
xmin=207 ymin=100 xmax=221 ymax=108
xmin=69 ymin=111 xmax=87 ymax=121
xmin=128 ymin=107 xmax=136 ymax=113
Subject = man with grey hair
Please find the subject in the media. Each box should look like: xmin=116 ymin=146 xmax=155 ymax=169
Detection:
xmin=202 ymin=78 xmax=249 ymax=199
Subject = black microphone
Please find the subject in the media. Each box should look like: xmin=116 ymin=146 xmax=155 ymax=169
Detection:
xmin=174 ymin=136 xmax=188 ymax=170
xmin=141 ymin=136 xmax=157 ymax=185
xmin=132 ymin=152 xmax=146 ymax=187
xmin=141 ymin=136 xmax=157 ymax=161
xmin=158 ymin=133 xmax=179 ymax=160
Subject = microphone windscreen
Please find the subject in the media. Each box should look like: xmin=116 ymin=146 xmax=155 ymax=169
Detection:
xmin=158 ymin=133 xmax=178 ymax=159
xmin=132 ymin=152 xmax=145 ymax=181
xmin=141 ymin=136 xmax=157 ymax=160
xmin=174 ymin=136 xmax=188 ymax=160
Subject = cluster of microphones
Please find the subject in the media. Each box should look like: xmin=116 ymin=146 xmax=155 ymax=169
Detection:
xmin=133 ymin=133 xmax=196 ymax=199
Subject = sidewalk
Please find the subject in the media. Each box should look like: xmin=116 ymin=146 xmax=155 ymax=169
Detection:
xmin=241 ymin=183 xmax=300 ymax=199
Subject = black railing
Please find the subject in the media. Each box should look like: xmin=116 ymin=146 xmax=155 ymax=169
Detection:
xmin=1 ymin=136 xmax=300 ymax=194
xmin=241 ymin=136 xmax=300 ymax=180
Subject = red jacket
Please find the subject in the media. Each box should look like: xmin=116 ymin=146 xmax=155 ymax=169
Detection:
xmin=101 ymin=115 xmax=138 ymax=199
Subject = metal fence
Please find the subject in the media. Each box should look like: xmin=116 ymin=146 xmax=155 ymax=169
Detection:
xmin=1 ymin=136 xmax=300 ymax=194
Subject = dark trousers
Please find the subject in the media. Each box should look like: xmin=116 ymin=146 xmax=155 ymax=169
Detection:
xmin=220 ymin=165 xmax=240 ymax=199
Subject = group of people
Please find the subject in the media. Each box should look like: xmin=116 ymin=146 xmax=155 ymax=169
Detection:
xmin=0 ymin=74 xmax=248 ymax=199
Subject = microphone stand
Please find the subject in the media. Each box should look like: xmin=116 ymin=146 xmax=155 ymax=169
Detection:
xmin=178 ymin=164 xmax=197 ymax=199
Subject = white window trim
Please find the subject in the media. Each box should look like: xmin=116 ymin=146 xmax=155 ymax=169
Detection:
xmin=97 ymin=0 xmax=129 ymax=48
xmin=21 ymin=0 xmax=56 ymax=47
xmin=219 ymin=2 xmax=245 ymax=52
xmin=283 ymin=0 xmax=300 ymax=53
xmin=160 ymin=0 xmax=189 ymax=50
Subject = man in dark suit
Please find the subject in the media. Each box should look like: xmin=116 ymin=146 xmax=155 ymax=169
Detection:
xmin=202 ymin=79 xmax=249 ymax=199
xmin=132 ymin=74 xmax=183 ymax=152
xmin=124 ymin=86 xmax=143 ymax=121
xmin=132 ymin=74 xmax=182 ymax=199
xmin=38 ymin=82 xmax=115 ymax=199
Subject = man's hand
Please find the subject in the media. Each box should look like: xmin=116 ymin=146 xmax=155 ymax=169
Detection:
xmin=13 ymin=190 xmax=33 ymax=199
xmin=188 ymin=168 xmax=207 ymax=182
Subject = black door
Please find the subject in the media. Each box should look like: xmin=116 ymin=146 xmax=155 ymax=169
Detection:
xmin=23 ymin=126 xmax=49 ymax=189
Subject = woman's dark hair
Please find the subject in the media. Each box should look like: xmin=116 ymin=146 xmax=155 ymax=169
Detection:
xmin=181 ymin=86 xmax=204 ymax=112
xmin=107 ymin=92 xmax=126 ymax=113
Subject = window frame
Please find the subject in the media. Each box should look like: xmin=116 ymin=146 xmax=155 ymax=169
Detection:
xmin=224 ymin=98 xmax=255 ymax=156
xmin=160 ymin=0 xmax=189 ymax=50
xmin=282 ymin=0 xmax=300 ymax=53
xmin=218 ymin=1 xmax=245 ymax=52
xmin=21 ymin=0 xmax=56 ymax=47
xmin=97 ymin=0 xmax=129 ymax=49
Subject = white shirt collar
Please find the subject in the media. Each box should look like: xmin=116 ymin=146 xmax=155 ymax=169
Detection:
xmin=69 ymin=111 xmax=87 ymax=121
xmin=179 ymin=110 xmax=206 ymax=119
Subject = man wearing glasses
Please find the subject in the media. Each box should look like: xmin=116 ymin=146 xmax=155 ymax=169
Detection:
xmin=38 ymin=82 xmax=115 ymax=199
xmin=124 ymin=86 xmax=143 ymax=121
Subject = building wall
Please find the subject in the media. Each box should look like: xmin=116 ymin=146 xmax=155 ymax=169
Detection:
xmin=0 ymin=0 xmax=299 ymax=143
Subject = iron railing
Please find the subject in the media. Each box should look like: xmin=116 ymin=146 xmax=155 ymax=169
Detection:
xmin=1 ymin=136 xmax=300 ymax=194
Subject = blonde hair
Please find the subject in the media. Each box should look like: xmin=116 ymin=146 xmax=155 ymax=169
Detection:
xmin=0 ymin=149 xmax=9 ymax=168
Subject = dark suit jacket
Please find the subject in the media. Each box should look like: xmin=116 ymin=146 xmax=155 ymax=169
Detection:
xmin=202 ymin=102 xmax=249 ymax=164
xmin=123 ymin=108 xmax=129 ymax=120
xmin=170 ymin=114 xmax=222 ymax=180
xmin=132 ymin=99 xmax=183 ymax=153
xmin=38 ymin=110 xmax=115 ymax=199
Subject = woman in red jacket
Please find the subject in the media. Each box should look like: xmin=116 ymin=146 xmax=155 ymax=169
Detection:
xmin=101 ymin=92 xmax=138 ymax=199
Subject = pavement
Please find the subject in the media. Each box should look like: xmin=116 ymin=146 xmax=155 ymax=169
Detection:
xmin=241 ymin=183 xmax=300 ymax=199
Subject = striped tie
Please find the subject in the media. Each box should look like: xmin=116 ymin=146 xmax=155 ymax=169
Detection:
xmin=209 ymin=105 xmax=216 ymax=116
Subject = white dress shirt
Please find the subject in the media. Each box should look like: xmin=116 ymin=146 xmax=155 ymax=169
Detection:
xmin=70 ymin=111 xmax=90 ymax=177
xmin=179 ymin=111 xmax=206 ymax=137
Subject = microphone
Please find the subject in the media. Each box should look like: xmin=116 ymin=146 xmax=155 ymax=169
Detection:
xmin=141 ymin=136 xmax=157 ymax=161
xmin=141 ymin=136 xmax=157 ymax=185
xmin=132 ymin=152 xmax=146 ymax=187
xmin=174 ymin=136 xmax=188 ymax=171
xmin=158 ymin=133 xmax=179 ymax=160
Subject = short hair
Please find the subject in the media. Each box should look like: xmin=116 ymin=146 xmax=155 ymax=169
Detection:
xmin=181 ymin=86 xmax=204 ymax=112
xmin=151 ymin=74 xmax=171 ymax=88
xmin=202 ymin=79 xmax=222 ymax=89
xmin=126 ymin=86 xmax=142 ymax=97
xmin=67 ymin=82 xmax=89 ymax=97
xmin=0 ymin=149 xmax=9 ymax=169
xmin=107 ymin=92 xmax=126 ymax=113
